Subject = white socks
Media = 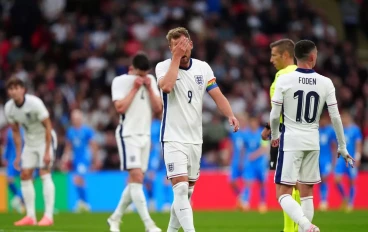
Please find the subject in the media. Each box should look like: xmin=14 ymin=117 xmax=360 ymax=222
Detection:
xmin=299 ymin=196 xmax=314 ymax=231
xmin=279 ymin=194 xmax=311 ymax=231
xmin=41 ymin=174 xmax=55 ymax=219
xmin=168 ymin=185 xmax=194 ymax=232
xmin=172 ymin=182 xmax=195 ymax=232
xmin=129 ymin=183 xmax=154 ymax=228
xmin=21 ymin=180 xmax=36 ymax=219
xmin=111 ymin=185 xmax=132 ymax=220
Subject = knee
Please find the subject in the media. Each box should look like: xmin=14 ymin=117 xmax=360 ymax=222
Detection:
xmin=129 ymin=169 xmax=144 ymax=183
xmin=173 ymin=182 xmax=189 ymax=196
xmin=20 ymin=171 xmax=32 ymax=180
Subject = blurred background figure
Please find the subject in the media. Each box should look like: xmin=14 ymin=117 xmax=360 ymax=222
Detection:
xmin=2 ymin=127 xmax=25 ymax=213
xmin=318 ymin=111 xmax=336 ymax=211
xmin=62 ymin=109 xmax=100 ymax=212
xmin=335 ymin=110 xmax=362 ymax=212
xmin=239 ymin=115 xmax=269 ymax=213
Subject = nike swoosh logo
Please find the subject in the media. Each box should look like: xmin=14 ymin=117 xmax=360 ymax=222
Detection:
xmin=180 ymin=208 xmax=189 ymax=211
xmin=177 ymin=79 xmax=181 ymax=80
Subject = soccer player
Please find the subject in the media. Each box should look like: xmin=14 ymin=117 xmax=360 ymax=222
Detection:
xmin=62 ymin=109 xmax=99 ymax=212
xmin=270 ymin=40 xmax=354 ymax=232
xmin=4 ymin=77 xmax=57 ymax=226
xmin=2 ymin=126 xmax=25 ymax=213
xmin=334 ymin=110 xmax=362 ymax=212
xmin=229 ymin=114 xmax=247 ymax=201
xmin=108 ymin=53 xmax=162 ymax=232
xmin=318 ymin=112 xmax=336 ymax=211
xmin=156 ymin=27 xmax=239 ymax=232
xmin=239 ymin=115 xmax=268 ymax=213
xmin=262 ymin=38 xmax=299 ymax=232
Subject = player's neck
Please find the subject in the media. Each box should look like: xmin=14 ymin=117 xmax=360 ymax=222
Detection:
xmin=14 ymin=95 xmax=25 ymax=107
xmin=297 ymin=62 xmax=314 ymax=70
xmin=283 ymin=60 xmax=294 ymax=68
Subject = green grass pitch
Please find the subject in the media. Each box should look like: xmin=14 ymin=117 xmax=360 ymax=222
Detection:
xmin=0 ymin=211 xmax=367 ymax=231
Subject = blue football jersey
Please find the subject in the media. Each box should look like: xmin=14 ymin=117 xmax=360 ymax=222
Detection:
xmin=319 ymin=125 xmax=336 ymax=163
xmin=344 ymin=125 xmax=362 ymax=157
xmin=3 ymin=127 xmax=24 ymax=162
xmin=66 ymin=125 xmax=95 ymax=164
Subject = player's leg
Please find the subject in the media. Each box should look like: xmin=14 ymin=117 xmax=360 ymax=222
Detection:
xmin=298 ymin=150 xmax=322 ymax=230
xmin=38 ymin=142 xmax=56 ymax=226
xmin=334 ymin=159 xmax=347 ymax=208
xmin=275 ymin=150 xmax=318 ymax=232
xmin=240 ymin=165 xmax=254 ymax=211
xmin=257 ymin=160 xmax=267 ymax=213
xmin=7 ymin=167 xmax=25 ymax=213
xmin=318 ymin=161 xmax=331 ymax=211
xmin=73 ymin=172 xmax=90 ymax=212
xmin=346 ymin=167 xmax=358 ymax=212
xmin=166 ymin=142 xmax=196 ymax=232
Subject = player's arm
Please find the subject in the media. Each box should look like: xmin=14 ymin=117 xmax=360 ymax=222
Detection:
xmin=270 ymin=80 xmax=283 ymax=144
xmin=145 ymin=77 xmax=162 ymax=114
xmin=112 ymin=77 xmax=142 ymax=114
xmin=249 ymin=140 xmax=269 ymax=160
xmin=354 ymin=129 xmax=363 ymax=167
xmin=2 ymin=130 xmax=11 ymax=165
xmin=208 ymin=88 xmax=239 ymax=132
xmin=10 ymin=123 xmax=22 ymax=169
xmin=326 ymin=81 xmax=354 ymax=166
xmin=158 ymin=37 xmax=189 ymax=93
xmin=41 ymin=117 xmax=52 ymax=156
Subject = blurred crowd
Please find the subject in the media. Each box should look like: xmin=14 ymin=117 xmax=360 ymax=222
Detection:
xmin=0 ymin=0 xmax=367 ymax=170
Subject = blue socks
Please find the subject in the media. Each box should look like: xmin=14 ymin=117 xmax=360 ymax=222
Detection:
xmin=8 ymin=183 xmax=22 ymax=199
xmin=320 ymin=182 xmax=328 ymax=202
xmin=76 ymin=186 xmax=87 ymax=202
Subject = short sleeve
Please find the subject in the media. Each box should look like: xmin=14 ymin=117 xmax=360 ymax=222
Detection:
xmin=326 ymin=79 xmax=337 ymax=107
xmin=204 ymin=62 xmax=218 ymax=92
xmin=271 ymin=77 xmax=284 ymax=106
xmin=111 ymin=75 xmax=131 ymax=101
xmin=155 ymin=61 xmax=168 ymax=82
xmin=149 ymin=75 xmax=160 ymax=96
xmin=35 ymin=98 xmax=49 ymax=121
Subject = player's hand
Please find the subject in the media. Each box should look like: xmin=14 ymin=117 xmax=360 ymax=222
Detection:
xmin=143 ymin=77 xmax=151 ymax=89
xmin=337 ymin=148 xmax=355 ymax=168
xmin=172 ymin=37 xmax=190 ymax=59
xmin=228 ymin=116 xmax=240 ymax=132
xmin=43 ymin=151 xmax=51 ymax=166
xmin=13 ymin=157 xmax=21 ymax=171
xmin=134 ymin=78 xmax=144 ymax=90
xmin=271 ymin=138 xmax=279 ymax=147
xmin=261 ymin=128 xmax=271 ymax=140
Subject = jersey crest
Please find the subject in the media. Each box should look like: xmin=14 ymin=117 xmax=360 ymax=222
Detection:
xmin=168 ymin=162 xmax=174 ymax=172
xmin=194 ymin=75 xmax=204 ymax=89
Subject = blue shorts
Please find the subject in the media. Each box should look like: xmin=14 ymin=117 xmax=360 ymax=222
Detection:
xmin=230 ymin=165 xmax=243 ymax=181
xmin=6 ymin=165 xmax=20 ymax=178
xmin=335 ymin=158 xmax=358 ymax=179
xmin=73 ymin=162 xmax=91 ymax=175
xmin=243 ymin=159 xmax=267 ymax=182
xmin=319 ymin=159 xmax=332 ymax=177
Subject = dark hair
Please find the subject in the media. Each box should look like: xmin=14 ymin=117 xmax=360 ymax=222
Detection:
xmin=132 ymin=52 xmax=150 ymax=71
xmin=294 ymin=40 xmax=316 ymax=60
xmin=270 ymin=39 xmax=295 ymax=57
xmin=6 ymin=76 xmax=25 ymax=89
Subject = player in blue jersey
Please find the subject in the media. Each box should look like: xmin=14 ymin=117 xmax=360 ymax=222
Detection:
xmin=334 ymin=110 xmax=362 ymax=212
xmin=239 ymin=115 xmax=269 ymax=213
xmin=318 ymin=112 xmax=336 ymax=211
xmin=229 ymin=114 xmax=247 ymax=201
xmin=62 ymin=109 xmax=99 ymax=212
xmin=2 ymin=127 xmax=25 ymax=213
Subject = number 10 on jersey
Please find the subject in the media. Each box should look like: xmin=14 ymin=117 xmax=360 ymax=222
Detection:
xmin=294 ymin=90 xmax=320 ymax=123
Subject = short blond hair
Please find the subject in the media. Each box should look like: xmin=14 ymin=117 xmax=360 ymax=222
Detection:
xmin=270 ymin=39 xmax=295 ymax=57
xmin=166 ymin=27 xmax=190 ymax=45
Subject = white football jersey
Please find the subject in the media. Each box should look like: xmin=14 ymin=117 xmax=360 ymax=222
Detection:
xmin=272 ymin=68 xmax=337 ymax=151
xmin=4 ymin=94 xmax=51 ymax=147
xmin=111 ymin=74 xmax=160 ymax=137
xmin=156 ymin=58 xmax=218 ymax=144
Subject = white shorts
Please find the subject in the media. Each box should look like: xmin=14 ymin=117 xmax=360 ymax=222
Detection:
xmin=162 ymin=141 xmax=202 ymax=181
xmin=116 ymin=131 xmax=150 ymax=172
xmin=274 ymin=150 xmax=321 ymax=185
xmin=21 ymin=141 xmax=57 ymax=169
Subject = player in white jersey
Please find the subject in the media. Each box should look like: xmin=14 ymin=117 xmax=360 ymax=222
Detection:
xmin=4 ymin=77 xmax=56 ymax=226
xmin=156 ymin=27 xmax=239 ymax=232
xmin=270 ymin=40 xmax=354 ymax=232
xmin=108 ymin=53 xmax=162 ymax=232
